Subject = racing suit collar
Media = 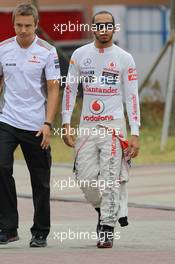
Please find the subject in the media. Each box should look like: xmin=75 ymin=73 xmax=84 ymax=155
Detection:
xmin=93 ymin=42 xmax=114 ymax=53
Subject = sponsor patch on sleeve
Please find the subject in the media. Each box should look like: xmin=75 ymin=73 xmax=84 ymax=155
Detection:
xmin=54 ymin=59 xmax=60 ymax=69
xmin=128 ymin=68 xmax=138 ymax=81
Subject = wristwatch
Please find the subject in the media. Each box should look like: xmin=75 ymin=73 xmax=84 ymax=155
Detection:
xmin=44 ymin=122 xmax=52 ymax=130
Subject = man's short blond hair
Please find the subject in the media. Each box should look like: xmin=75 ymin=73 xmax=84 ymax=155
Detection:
xmin=12 ymin=3 xmax=38 ymax=25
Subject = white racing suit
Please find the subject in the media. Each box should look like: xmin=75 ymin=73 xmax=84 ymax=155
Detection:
xmin=62 ymin=42 xmax=140 ymax=227
xmin=74 ymin=119 xmax=130 ymax=227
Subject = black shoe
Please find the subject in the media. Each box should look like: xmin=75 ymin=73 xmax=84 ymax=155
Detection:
xmin=95 ymin=208 xmax=101 ymax=237
xmin=0 ymin=229 xmax=19 ymax=245
xmin=118 ymin=216 xmax=128 ymax=227
xmin=97 ymin=225 xmax=114 ymax=248
xmin=30 ymin=234 xmax=47 ymax=248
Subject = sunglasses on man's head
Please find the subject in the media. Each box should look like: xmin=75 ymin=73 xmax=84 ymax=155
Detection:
xmin=93 ymin=22 xmax=115 ymax=31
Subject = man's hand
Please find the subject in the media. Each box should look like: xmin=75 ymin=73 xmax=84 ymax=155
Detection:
xmin=36 ymin=125 xmax=51 ymax=149
xmin=62 ymin=123 xmax=75 ymax=148
xmin=128 ymin=135 xmax=140 ymax=158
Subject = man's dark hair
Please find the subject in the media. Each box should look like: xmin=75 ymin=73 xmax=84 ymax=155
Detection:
xmin=92 ymin=11 xmax=115 ymax=25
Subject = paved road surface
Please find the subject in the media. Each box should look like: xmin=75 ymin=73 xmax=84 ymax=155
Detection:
xmin=0 ymin=162 xmax=175 ymax=264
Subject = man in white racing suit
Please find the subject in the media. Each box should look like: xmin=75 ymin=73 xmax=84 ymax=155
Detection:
xmin=62 ymin=11 xmax=140 ymax=248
